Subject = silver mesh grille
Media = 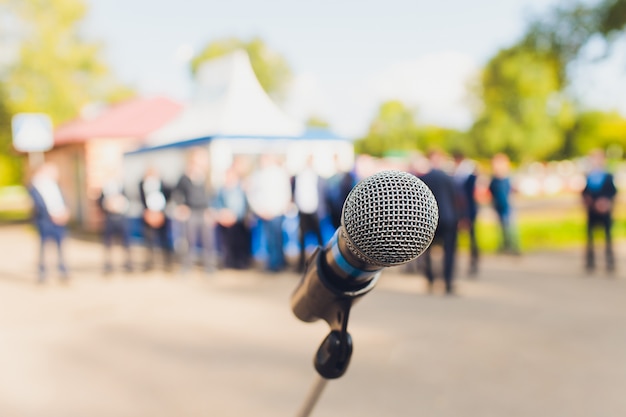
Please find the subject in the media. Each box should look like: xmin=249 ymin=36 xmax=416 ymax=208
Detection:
xmin=342 ymin=170 xmax=438 ymax=267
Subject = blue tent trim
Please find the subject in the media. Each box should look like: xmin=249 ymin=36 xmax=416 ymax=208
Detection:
xmin=126 ymin=128 xmax=348 ymax=156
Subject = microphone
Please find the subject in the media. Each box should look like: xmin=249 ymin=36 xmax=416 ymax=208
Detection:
xmin=291 ymin=170 xmax=438 ymax=326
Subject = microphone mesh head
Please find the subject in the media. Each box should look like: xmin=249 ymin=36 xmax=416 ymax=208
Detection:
xmin=342 ymin=170 xmax=438 ymax=267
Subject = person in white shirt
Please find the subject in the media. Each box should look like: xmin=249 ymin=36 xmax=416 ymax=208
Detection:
xmin=246 ymin=154 xmax=292 ymax=272
xmin=292 ymin=155 xmax=325 ymax=272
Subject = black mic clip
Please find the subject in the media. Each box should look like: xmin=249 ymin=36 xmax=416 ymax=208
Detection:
xmin=296 ymin=246 xmax=380 ymax=379
xmin=314 ymin=328 xmax=352 ymax=379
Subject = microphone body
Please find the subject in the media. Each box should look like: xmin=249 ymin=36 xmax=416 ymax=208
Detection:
xmin=291 ymin=170 xmax=438 ymax=326
xmin=291 ymin=229 xmax=381 ymax=326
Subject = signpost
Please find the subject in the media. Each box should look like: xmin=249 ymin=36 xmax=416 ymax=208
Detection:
xmin=11 ymin=112 xmax=54 ymax=168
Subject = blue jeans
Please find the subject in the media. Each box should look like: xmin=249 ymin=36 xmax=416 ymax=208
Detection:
xmin=38 ymin=226 xmax=67 ymax=280
xmin=261 ymin=216 xmax=285 ymax=272
xmin=496 ymin=211 xmax=518 ymax=253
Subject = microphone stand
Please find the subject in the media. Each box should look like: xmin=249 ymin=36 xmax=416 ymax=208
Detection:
xmin=295 ymin=303 xmax=353 ymax=417
xmin=295 ymin=375 xmax=327 ymax=417
xmin=292 ymin=170 xmax=437 ymax=417
xmin=294 ymin=247 xmax=367 ymax=417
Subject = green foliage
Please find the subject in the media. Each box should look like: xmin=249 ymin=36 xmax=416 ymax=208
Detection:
xmin=600 ymin=0 xmax=626 ymax=35
xmin=354 ymin=101 xmax=418 ymax=157
xmin=466 ymin=216 xmax=589 ymax=253
xmin=1 ymin=0 xmax=133 ymax=124
xmin=468 ymin=46 xmax=574 ymax=162
xmin=419 ymin=126 xmax=468 ymax=156
xmin=571 ymin=110 xmax=626 ymax=155
xmin=522 ymin=3 xmax=599 ymax=83
xmin=190 ymin=37 xmax=292 ymax=103
xmin=0 ymin=185 xmax=30 ymax=221
xmin=459 ymin=205 xmax=626 ymax=254
xmin=0 ymin=0 xmax=132 ymax=185
xmin=355 ymin=100 xmax=466 ymax=157
xmin=306 ymin=116 xmax=330 ymax=129
xmin=522 ymin=0 xmax=626 ymax=82
xmin=465 ymin=0 xmax=626 ymax=163
xmin=0 ymin=155 xmax=22 ymax=187
xmin=355 ymin=0 xmax=626 ymax=163
xmin=0 ymin=86 xmax=23 ymax=186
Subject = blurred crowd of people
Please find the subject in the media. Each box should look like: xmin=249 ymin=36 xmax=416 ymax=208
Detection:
xmin=403 ymin=148 xmax=616 ymax=295
xmin=27 ymin=148 xmax=356 ymax=282
xmin=27 ymin=147 xmax=618 ymax=292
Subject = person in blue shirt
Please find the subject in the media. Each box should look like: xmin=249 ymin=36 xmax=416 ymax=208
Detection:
xmin=488 ymin=153 xmax=519 ymax=255
xmin=582 ymin=149 xmax=617 ymax=273
xmin=214 ymin=164 xmax=251 ymax=270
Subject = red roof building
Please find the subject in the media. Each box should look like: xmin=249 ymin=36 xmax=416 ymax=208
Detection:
xmin=46 ymin=96 xmax=183 ymax=231
xmin=55 ymin=97 xmax=183 ymax=145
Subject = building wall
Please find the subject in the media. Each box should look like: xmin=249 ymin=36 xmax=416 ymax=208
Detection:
xmin=84 ymin=137 xmax=143 ymax=231
xmin=47 ymin=137 xmax=143 ymax=232
xmin=45 ymin=144 xmax=86 ymax=228
xmin=124 ymin=138 xmax=354 ymax=193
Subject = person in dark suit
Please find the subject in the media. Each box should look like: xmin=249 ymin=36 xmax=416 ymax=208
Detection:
xmin=172 ymin=147 xmax=216 ymax=274
xmin=417 ymin=151 xmax=459 ymax=295
xmin=139 ymin=166 xmax=172 ymax=271
xmin=325 ymin=153 xmax=355 ymax=230
xmin=582 ymin=149 xmax=618 ymax=273
xmin=28 ymin=162 xmax=70 ymax=283
xmin=214 ymin=164 xmax=251 ymax=270
xmin=99 ymin=173 xmax=132 ymax=274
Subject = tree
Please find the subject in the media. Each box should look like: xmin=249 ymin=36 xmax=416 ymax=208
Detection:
xmin=354 ymin=101 xmax=419 ymax=157
xmin=354 ymin=100 xmax=465 ymax=157
xmin=190 ymin=37 xmax=292 ymax=103
xmin=571 ymin=110 xmax=626 ymax=155
xmin=1 ymin=0 xmax=132 ymax=125
xmin=522 ymin=3 xmax=599 ymax=84
xmin=522 ymin=0 xmax=626 ymax=83
xmin=599 ymin=0 xmax=626 ymax=35
xmin=418 ymin=126 xmax=468 ymax=157
xmin=468 ymin=45 xmax=576 ymax=162
xmin=510 ymin=0 xmax=626 ymax=160
xmin=355 ymin=100 xmax=465 ymax=157
xmin=0 ymin=86 xmax=21 ymax=187
xmin=0 ymin=0 xmax=132 ymax=186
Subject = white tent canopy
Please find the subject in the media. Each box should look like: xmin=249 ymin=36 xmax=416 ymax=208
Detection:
xmin=148 ymin=50 xmax=304 ymax=145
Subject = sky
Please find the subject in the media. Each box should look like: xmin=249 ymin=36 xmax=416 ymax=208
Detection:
xmin=83 ymin=0 xmax=626 ymax=137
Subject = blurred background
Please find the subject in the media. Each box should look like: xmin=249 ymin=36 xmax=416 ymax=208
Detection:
xmin=1 ymin=0 xmax=625 ymax=248
xmin=1 ymin=0 xmax=626 ymax=416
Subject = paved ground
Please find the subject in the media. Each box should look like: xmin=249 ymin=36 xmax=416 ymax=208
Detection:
xmin=0 ymin=224 xmax=625 ymax=417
